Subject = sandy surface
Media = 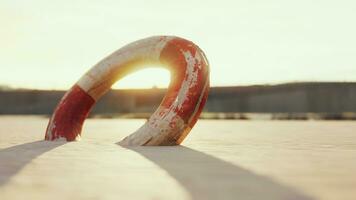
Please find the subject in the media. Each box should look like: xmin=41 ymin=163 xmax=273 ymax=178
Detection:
xmin=0 ymin=116 xmax=355 ymax=200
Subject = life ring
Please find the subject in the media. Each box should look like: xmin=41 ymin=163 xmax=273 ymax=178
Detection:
xmin=45 ymin=36 xmax=210 ymax=146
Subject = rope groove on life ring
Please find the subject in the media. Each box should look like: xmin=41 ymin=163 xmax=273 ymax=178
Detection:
xmin=45 ymin=36 xmax=210 ymax=146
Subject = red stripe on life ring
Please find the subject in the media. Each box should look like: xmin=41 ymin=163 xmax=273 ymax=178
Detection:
xmin=45 ymin=85 xmax=95 ymax=141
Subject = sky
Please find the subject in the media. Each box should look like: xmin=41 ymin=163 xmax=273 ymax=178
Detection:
xmin=1 ymin=0 xmax=356 ymax=89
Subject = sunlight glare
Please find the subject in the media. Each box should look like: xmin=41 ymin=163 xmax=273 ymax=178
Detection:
xmin=112 ymin=67 xmax=170 ymax=89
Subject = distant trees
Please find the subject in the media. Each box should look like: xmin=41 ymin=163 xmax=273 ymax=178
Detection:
xmin=0 ymin=85 xmax=12 ymax=91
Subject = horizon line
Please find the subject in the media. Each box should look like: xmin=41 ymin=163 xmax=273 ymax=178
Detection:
xmin=1 ymin=81 xmax=356 ymax=91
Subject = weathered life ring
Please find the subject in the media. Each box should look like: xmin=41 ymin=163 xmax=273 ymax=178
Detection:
xmin=45 ymin=36 xmax=210 ymax=145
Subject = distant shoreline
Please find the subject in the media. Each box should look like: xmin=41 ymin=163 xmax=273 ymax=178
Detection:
xmin=89 ymin=112 xmax=356 ymax=120
xmin=2 ymin=112 xmax=355 ymax=121
xmin=1 ymin=82 xmax=356 ymax=117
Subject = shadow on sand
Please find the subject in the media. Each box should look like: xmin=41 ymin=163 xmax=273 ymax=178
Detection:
xmin=0 ymin=141 xmax=65 ymax=186
xmin=125 ymin=145 xmax=314 ymax=200
xmin=0 ymin=141 xmax=314 ymax=200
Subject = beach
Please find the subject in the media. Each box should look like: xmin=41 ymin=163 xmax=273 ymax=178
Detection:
xmin=0 ymin=116 xmax=355 ymax=200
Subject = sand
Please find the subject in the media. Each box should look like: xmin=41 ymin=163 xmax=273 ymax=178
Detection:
xmin=0 ymin=116 xmax=355 ymax=200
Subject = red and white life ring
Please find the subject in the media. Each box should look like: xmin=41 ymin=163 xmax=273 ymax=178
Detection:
xmin=45 ymin=36 xmax=210 ymax=145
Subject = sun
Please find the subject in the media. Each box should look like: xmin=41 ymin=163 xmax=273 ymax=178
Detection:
xmin=112 ymin=66 xmax=170 ymax=89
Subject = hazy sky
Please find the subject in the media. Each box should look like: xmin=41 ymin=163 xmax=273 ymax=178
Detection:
xmin=1 ymin=0 xmax=356 ymax=89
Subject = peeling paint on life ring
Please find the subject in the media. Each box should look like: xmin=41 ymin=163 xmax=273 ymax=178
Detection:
xmin=45 ymin=36 xmax=210 ymax=146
